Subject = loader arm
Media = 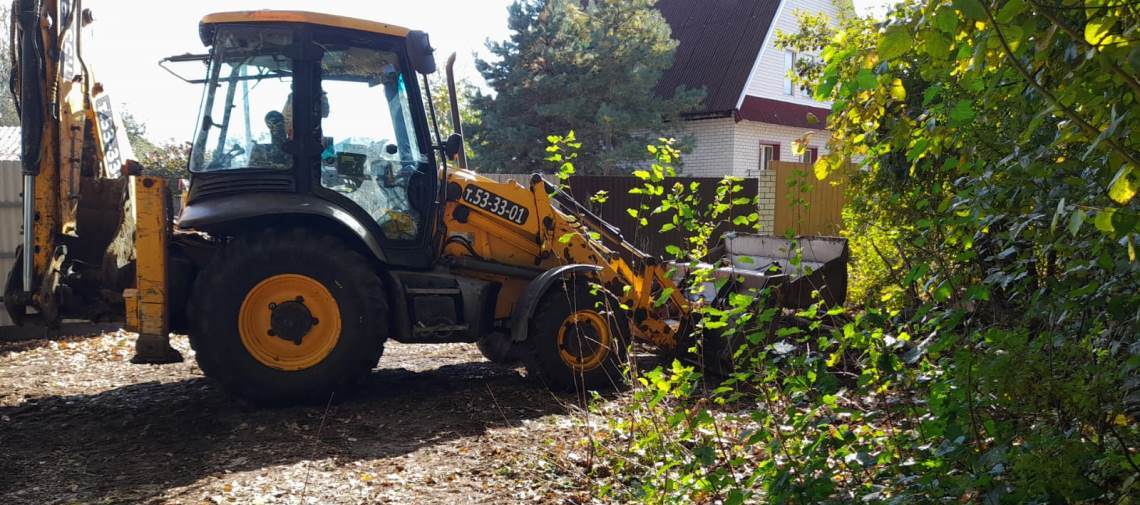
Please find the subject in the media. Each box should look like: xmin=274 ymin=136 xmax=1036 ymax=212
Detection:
xmin=536 ymin=179 xmax=690 ymax=349
xmin=442 ymin=171 xmax=691 ymax=350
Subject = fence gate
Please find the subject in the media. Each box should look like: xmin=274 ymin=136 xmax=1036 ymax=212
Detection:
xmin=771 ymin=160 xmax=845 ymax=236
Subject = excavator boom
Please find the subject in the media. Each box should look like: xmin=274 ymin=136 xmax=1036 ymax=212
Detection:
xmin=4 ymin=0 xmax=139 ymax=327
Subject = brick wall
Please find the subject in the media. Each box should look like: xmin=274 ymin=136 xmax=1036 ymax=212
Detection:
xmin=755 ymin=170 xmax=777 ymax=234
xmin=678 ymin=117 xmax=736 ymax=178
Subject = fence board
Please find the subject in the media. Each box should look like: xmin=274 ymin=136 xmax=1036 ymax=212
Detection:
xmin=771 ymin=161 xmax=845 ymax=236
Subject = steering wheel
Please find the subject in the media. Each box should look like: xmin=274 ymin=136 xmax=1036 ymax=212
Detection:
xmin=206 ymin=144 xmax=246 ymax=170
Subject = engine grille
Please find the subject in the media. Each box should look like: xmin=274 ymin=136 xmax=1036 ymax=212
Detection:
xmin=187 ymin=170 xmax=295 ymax=203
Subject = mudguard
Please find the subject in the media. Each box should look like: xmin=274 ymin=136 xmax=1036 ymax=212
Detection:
xmin=178 ymin=193 xmax=387 ymax=263
xmin=509 ymin=263 xmax=602 ymax=343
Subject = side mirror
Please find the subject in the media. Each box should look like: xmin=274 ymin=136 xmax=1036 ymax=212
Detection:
xmin=406 ymin=30 xmax=436 ymax=74
xmin=444 ymin=133 xmax=464 ymax=162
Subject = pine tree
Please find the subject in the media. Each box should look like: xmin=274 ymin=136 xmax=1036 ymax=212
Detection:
xmin=470 ymin=0 xmax=702 ymax=174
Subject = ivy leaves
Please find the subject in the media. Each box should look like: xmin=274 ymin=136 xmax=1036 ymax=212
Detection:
xmin=1084 ymin=14 xmax=1124 ymax=46
xmin=587 ymin=1 xmax=1138 ymax=502
xmin=948 ymin=100 xmax=974 ymax=125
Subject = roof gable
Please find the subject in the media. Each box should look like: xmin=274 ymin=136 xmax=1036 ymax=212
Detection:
xmin=656 ymin=0 xmax=781 ymax=115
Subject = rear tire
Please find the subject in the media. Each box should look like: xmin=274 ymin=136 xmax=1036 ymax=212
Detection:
xmin=476 ymin=334 xmax=517 ymax=364
xmin=188 ymin=228 xmax=386 ymax=405
xmin=523 ymin=276 xmax=629 ymax=392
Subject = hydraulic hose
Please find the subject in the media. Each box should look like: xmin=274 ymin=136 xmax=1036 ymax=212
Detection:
xmin=15 ymin=0 xmax=45 ymax=292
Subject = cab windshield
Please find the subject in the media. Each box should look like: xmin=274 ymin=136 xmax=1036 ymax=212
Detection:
xmin=190 ymin=27 xmax=294 ymax=172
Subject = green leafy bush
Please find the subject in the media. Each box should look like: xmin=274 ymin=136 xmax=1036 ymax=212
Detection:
xmin=547 ymin=0 xmax=1139 ymax=502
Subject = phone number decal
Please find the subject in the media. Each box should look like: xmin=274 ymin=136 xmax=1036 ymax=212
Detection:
xmin=462 ymin=185 xmax=529 ymax=225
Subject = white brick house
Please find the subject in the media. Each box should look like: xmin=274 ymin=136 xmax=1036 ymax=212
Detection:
xmin=658 ymin=0 xmax=849 ymax=231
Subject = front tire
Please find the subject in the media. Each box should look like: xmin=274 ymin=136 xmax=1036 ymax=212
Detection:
xmin=524 ymin=276 xmax=630 ymax=392
xmin=188 ymin=228 xmax=387 ymax=405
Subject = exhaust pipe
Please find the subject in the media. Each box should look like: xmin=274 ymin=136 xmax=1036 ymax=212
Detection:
xmin=444 ymin=53 xmax=467 ymax=169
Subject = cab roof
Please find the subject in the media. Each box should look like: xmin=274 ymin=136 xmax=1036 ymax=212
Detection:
xmin=199 ymin=10 xmax=411 ymax=45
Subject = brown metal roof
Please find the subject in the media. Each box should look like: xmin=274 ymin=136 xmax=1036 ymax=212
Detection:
xmin=657 ymin=0 xmax=781 ymax=115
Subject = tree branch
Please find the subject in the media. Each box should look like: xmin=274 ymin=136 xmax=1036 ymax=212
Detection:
xmin=1028 ymin=0 xmax=1140 ymax=99
xmin=983 ymin=0 xmax=1140 ymax=169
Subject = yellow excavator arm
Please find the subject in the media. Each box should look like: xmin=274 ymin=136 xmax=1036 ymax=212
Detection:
xmin=434 ymin=53 xmax=690 ymax=353
xmin=5 ymin=0 xmax=141 ymax=327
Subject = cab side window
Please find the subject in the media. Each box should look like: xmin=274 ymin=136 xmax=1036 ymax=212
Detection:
xmin=318 ymin=46 xmax=426 ymax=241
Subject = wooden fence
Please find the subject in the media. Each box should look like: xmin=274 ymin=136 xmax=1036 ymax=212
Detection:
xmin=770 ymin=160 xmax=845 ymax=236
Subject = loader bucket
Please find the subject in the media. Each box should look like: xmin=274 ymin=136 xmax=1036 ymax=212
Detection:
xmin=677 ymin=234 xmax=849 ymax=309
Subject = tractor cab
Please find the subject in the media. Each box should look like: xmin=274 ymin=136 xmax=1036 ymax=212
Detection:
xmin=175 ymin=12 xmax=443 ymax=268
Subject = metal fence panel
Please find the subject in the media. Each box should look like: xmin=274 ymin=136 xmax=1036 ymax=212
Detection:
xmin=0 ymin=159 xmax=19 ymax=326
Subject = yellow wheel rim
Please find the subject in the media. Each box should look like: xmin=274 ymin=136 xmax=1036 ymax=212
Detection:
xmin=556 ymin=310 xmax=612 ymax=372
xmin=238 ymin=274 xmax=342 ymax=371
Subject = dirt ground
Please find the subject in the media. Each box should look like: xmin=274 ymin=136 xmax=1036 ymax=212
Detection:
xmin=0 ymin=331 xmax=620 ymax=504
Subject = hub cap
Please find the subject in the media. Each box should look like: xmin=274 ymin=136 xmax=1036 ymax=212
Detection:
xmin=556 ymin=310 xmax=612 ymax=372
xmin=239 ymin=274 xmax=342 ymax=371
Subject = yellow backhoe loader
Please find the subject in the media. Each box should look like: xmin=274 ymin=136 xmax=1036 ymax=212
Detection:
xmin=3 ymin=5 xmax=848 ymax=404
xmin=4 ymin=5 xmax=696 ymax=403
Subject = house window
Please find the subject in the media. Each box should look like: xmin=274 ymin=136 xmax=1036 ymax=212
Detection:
xmin=798 ymin=54 xmax=817 ymax=96
xmin=759 ymin=142 xmax=780 ymax=170
xmin=783 ymin=50 xmax=795 ymax=96
xmin=801 ymin=147 xmax=819 ymax=165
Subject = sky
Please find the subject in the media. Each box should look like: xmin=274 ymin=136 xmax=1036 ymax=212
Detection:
xmin=83 ymin=0 xmax=888 ymax=143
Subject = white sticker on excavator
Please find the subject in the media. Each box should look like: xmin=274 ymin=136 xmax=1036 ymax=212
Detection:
xmin=93 ymin=94 xmax=135 ymax=178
